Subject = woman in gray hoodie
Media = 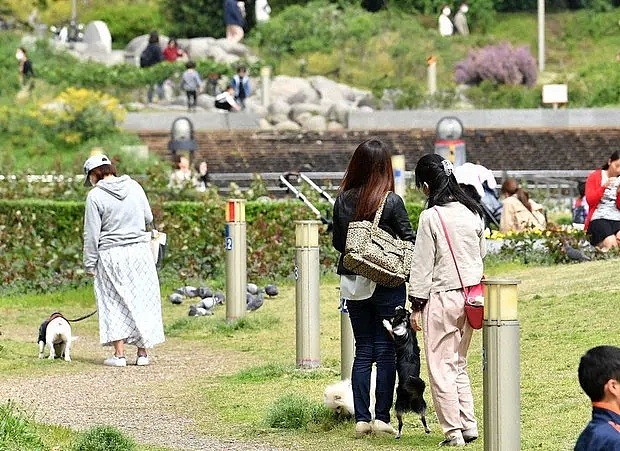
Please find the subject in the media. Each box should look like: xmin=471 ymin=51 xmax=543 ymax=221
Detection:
xmin=83 ymin=154 xmax=165 ymax=367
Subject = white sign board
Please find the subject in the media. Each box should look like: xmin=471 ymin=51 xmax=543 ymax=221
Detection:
xmin=542 ymin=84 xmax=568 ymax=104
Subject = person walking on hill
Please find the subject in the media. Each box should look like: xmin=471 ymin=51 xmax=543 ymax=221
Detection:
xmin=224 ymin=0 xmax=245 ymax=43
xmin=16 ymin=47 xmax=34 ymax=90
xmin=140 ymin=31 xmax=165 ymax=104
xmin=438 ymin=5 xmax=454 ymax=37
xmin=454 ymin=3 xmax=470 ymax=36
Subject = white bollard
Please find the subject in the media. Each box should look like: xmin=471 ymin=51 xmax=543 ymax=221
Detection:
xmin=225 ymin=199 xmax=247 ymax=322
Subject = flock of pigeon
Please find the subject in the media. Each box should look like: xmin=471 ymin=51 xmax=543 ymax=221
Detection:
xmin=168 ymin=283 xmax=279 ymax=316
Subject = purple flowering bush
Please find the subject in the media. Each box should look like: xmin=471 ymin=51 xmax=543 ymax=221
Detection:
xmin=455 ymin=42 xmax=538 ymax=87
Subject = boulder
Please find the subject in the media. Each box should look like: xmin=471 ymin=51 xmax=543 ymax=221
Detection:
xmin=197 ymin=94 xmax=216 ymax=110
xmin=327 ymin=120 xmax=345 ymax=131
xmin=270 ymin=76 xmax=319 ymax=104
xmin=268 ymin=113 xmax=290 ymax=125
xmin=274 ymin=120 xmax=301 ymax=131
xmin=82 ymin=21 xmax=112 ymax=54
xmin=290 ymin=103 xmax=329 ymax=122
xmin=268 ymin=99 xmax=291 ymax=117
xmin=258 ymin=118 xmax=273 ymax=130
xmin=303 ymin=115 xmax=327 ymax=132
xmin=309 ymin=76 xmax=345 ymax=102
xmin=186 ymin=37 xmax=218 ymax=59
xmin=326 ymin=100 xmax=352 ymax=125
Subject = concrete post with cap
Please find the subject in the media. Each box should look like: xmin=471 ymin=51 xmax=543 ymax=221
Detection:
xmin=225 ymin=199 xmax=247 ymax=322
xmin=483 ymin=278 xmax=521 ymax=451
xmin=295 ymin=220 xmax=321 ymax=369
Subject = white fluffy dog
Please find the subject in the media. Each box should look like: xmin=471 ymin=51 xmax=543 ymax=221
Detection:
xmin=37 ymin=313 xmax=72 ymax=362
xmin=323 ymin=366 xmax=376 ymax=418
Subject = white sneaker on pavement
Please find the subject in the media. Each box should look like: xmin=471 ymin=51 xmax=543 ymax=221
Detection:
xmin=103 ymin=356 xmax=127 ymax=367
xmin=136 ymin=355 xmax=150 ymax=366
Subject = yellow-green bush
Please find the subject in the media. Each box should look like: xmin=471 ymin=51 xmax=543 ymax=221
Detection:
xmin=36 ymin=88 xmax=126 ymax=145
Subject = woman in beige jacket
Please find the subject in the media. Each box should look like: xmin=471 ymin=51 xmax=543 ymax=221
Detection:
xmin=499 ymin=178 xmax=546 ymax=233
xmin=409 ymin=154 xmax=486 ymax=447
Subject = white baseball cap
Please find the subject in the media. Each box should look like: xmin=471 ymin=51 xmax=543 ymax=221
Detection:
xmin=83 ymin=154 xmax=112 ymax=186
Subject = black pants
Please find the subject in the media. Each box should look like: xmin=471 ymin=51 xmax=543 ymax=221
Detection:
xmin=215 ymin=100 xmax=233 ymax=111
xmin=185 ymin=90 xmax=197 ymax=109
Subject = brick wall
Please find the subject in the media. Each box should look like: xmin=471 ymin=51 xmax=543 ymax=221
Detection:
xmin=138 ymin=128 xmax=620 ymax=173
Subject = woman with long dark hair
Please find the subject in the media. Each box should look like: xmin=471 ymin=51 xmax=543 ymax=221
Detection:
xmin=409 ymin=154 xmax=485 ymax=447
xmin=332 ymin=138 xmax=415 ymax=436
xmin=584 ymin=150 xmax=620 ymax=250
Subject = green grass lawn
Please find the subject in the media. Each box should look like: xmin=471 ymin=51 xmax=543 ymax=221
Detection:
xmin=1 ymin=261 xmax=618 ymax=450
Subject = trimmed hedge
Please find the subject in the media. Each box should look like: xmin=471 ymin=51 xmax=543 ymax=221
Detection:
xmin=0 ymin=199 xmax=424 ymax=293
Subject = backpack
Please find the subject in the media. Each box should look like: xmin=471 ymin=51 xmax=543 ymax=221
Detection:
xmin=139 ymin=48 xmax=152 ymax=68
xmin=572 ymin=197 xmax=587 ymax=224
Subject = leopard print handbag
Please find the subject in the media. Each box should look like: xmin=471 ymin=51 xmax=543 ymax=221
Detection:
xmin=343 ymin=192 xmax=414 ymax=287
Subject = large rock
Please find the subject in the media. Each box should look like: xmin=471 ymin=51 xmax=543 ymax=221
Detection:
xmin=197 ymin=94 xmax=216 ymax=110
xmin=308 ymin=76 xmax=345 ymax=102
xmin=215 ymin=38 xmax=252 ymax=57
xmin=326 ymin=100 xmax=352 ymax=125
xmin=186 ymin=37 xmax=218 ymax=59
xmin=124 ymin=34 xmax=169 ymax=57
xmin=270 ymin=76 xmax=319 ymax=104
xmin=290 ymin=103 xmax=329 ymax=121
xmin=303 ymin=115 xmax=327 ymax=132
xmin=274 ymin=120 xmax=301 ymax=131
xmin=268 ymin=99 xmax=291 ymax=117
xmin=82 ymin=21 xmax=112 ymax=54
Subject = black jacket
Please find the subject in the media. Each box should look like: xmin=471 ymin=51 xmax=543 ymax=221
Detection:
xmin=332 ymin=190 xmax=415 ymax=276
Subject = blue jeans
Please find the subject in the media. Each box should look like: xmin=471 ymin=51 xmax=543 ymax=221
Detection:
xmin=346 ymin=284 xmax=405 ymax=423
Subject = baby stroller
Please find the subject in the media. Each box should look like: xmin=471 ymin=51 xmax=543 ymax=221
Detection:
xmin=278 ymin=172 xmax=334 ymax=230
xmin=454 ymin=163 xmax=502 ymax=229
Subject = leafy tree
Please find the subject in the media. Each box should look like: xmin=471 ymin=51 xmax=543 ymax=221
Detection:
xmin=160 ymin=0 xmax=225 ymax=38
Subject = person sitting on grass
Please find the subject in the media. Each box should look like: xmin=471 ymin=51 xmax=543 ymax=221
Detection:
xmin=574 ymin=345 xmax=620 ymax=451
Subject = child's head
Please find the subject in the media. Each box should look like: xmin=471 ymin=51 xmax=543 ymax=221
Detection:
xmin=237 ymin=66 xmax=247 ymax=76
xmin=226 ymin=84 xmax=235 ymax=93
xmin=578 ymin=345 xmax=620 ymax=403
xmin=185 ymin=60 xmax=196 ymax=69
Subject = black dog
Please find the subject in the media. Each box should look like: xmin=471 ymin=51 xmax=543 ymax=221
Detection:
xmin=383 ymin=306 xmax=431 ymax=438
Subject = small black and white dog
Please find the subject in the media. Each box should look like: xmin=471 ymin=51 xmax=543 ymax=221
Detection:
xmin=38 ymin=312 xmax=72 ymax=362
xmin=383 ymin=306 xmax=431 ymax=438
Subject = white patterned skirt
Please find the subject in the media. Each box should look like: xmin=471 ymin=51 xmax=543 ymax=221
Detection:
xmin=94 ymin=241 xmax=165 ymax=348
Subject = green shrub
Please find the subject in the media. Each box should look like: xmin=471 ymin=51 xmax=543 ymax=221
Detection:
xmin=72 ymin=425 xmax=136 ymax=451
xmin=0 ymin=401 xmax=45 ymax=451
xmin=266 ymin=394 xmax=317 ymax=429
xmin=0 ymin=197 xmax=423 ymax=294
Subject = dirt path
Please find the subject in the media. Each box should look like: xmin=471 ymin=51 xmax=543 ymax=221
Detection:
xmin=0 ymin=332 xmax=283 ymax=451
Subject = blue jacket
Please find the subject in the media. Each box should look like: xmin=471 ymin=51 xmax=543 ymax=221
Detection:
xmin=224 ymin=0 xmax=245 ymax=27
xmin=575 ymin=407 xmax=620 ymax=451
xmin=231 ymin=74 xmax=251 ymax=99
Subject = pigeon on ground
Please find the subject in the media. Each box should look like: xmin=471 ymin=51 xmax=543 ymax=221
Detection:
xmin=200 ymin=297 xmax=216 ymax=310
xmin=188 ymin=305 xmax=198 ymax=316
xmin=247 ymin=292 xmax=264 ymax=311
xmin=563 ymin=242 xmax=591 ymax=262
xmin=247 ymin=283 xmax=259 ymax=295
xmin=214 ymin=292 xmax=226 ymax=304
xmin=176 ymin=286 xmax=198 ymax=297
xmin=169 ymin=293 xmax=185 ymax=304
xmin=195 ymin=307 xmax=213 ymax=316
xmin=197 ymin=286 xmax=213 ymax=298
xmin=264 ymin=284 xmax=279 ymax=297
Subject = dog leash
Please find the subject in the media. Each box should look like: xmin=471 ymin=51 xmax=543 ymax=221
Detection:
xmin=66 ymin=310 xmax=98 ymax=322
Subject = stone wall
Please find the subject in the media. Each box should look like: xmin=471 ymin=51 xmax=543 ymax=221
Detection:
xmin=137 ymin=128 xmax=620 ymax=173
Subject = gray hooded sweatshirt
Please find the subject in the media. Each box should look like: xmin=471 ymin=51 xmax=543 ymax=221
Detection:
xmin=83 ymin=175 xmax=153 ymax=273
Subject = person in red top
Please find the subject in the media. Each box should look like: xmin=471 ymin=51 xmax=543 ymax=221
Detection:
xmin=162 ymin=38 xmax=186 ymax=62
xmin=584 ymin=151 xmax=620 ymax=250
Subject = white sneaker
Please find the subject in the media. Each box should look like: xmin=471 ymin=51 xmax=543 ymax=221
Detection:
xmin=372 ymin=419 xmax=396 ymax=435
xmin=103 ymin=356 xmax=126 ymax=367
xmin=136 ymin=355 xmax=150 ymax=366
xmin=355 ymin=421 xmax=372 ymax=437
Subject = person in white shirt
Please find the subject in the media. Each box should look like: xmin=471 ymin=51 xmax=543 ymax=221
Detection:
xmin=255 ymin=0 xmax=271 ymax=23
xmin=214 ymin=85 xmax=241 ymax=111
xmin=438 ymin=5 xmax=454 ymax=36
xmin=409 ymin=154 xmax=486 ymax=447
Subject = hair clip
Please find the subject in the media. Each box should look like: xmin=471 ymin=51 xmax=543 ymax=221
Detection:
xmin=441 ymin=159 xmax=453 ymax=176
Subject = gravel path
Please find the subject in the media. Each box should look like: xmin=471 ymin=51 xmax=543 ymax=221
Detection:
xmin=0 ymin=333 xmax=284 ymax=451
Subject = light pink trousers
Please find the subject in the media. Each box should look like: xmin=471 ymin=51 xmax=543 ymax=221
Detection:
xmin=422 ymin=289 xmax=477 ymax=438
